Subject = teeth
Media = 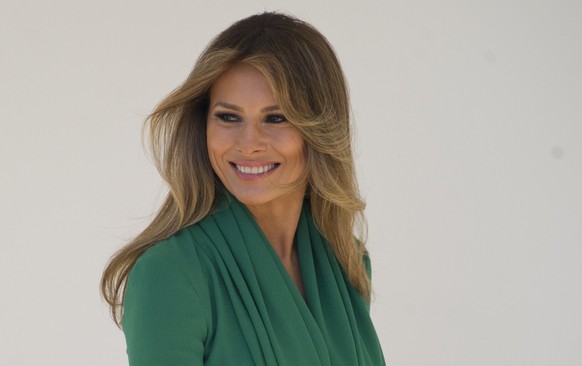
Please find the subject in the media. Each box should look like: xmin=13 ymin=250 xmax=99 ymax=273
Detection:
xmin=235 ymin=163 xmax=277 ymax=175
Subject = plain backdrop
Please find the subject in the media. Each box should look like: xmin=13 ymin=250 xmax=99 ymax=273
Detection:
xmin=1 ymin=0 xmax=581 ymax=365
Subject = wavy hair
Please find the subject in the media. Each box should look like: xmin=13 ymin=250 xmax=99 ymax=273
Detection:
xmin=101 ymin=12 xmax=369 ymax=326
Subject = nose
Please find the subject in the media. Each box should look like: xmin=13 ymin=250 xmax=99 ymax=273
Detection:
xmin=235 ymin=121 xmax=267 ymax=155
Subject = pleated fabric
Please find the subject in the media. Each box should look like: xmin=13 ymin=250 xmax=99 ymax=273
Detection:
xmin=123 ymin=194 xmax=385 ymax=365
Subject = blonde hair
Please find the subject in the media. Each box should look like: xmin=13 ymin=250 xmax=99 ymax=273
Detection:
xmin=101 ymin=12 xmax=369 ymax=326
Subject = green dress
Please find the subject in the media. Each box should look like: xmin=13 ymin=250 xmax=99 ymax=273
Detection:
xmin=122 ymin=194 xmax=386 ymax=365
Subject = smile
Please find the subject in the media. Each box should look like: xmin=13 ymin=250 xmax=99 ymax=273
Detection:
xmin=231 ymin=163 xmax=279 ymax=175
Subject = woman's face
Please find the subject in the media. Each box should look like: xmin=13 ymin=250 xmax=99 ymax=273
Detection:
xmin=206 ymin=63 xmax=306 ymax=209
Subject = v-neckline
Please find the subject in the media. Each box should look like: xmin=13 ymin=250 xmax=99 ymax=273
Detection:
xmin=237 ymin=197 xmax=312 ymax=308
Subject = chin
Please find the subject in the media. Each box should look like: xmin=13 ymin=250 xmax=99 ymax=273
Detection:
xmin=229 ymin=189 xmax=277 ymax=207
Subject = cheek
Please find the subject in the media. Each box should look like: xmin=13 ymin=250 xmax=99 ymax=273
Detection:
xmin=284 ymin=133 xmax=306 ymax=168
xmin=206 ymin=124 xmax=225 ymax=171
xmin=295 ymin=142 xmax=306 ymax=167
xmin=206 ymin=124 xmax=225 ymax=155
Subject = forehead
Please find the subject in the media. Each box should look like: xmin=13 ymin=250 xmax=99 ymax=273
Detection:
xmin=210 ymin=63 xmax=276 ymax=103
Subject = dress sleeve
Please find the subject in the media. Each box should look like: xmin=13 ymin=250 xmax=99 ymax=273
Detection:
xmin=122 ymin=246 xmax=207 ymax=366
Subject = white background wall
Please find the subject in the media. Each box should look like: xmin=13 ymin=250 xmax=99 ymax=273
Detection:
xmin=1 ymin=0 xmax=581 ymax=365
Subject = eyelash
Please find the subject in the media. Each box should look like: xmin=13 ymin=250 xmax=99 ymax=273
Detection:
xmin=214 ymin=113 xmax=239 ymax=123
xmin=213 ymin=113 xmax=287 ymax=124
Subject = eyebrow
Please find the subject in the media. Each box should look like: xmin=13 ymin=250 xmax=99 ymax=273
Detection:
xmin=213 ymin=101 xmax=281 ymax=113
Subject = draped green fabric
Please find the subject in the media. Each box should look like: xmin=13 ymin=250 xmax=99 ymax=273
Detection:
xmin=123 ymin=193 xmax=386 ymax=365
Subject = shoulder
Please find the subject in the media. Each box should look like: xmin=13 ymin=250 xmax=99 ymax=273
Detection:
xmin=123 ymin=223 xmax=218 ymax=327
xmin=123 ymin=225 xmax=213 ymax=332
xmin=123 ymin=227 xmax=210 ymax=364
xmin=128 ymin=225 xmax=211 ymax=298
xmin=133 ymin=228 xmax=196 ymax=271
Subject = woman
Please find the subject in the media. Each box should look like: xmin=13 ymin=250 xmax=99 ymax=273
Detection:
xmin=101 ymin=12 xmax=386 ymax=365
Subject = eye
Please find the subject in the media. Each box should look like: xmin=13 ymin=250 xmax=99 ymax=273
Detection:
xmin=214 ymin=113 xmax=240 ymax=123
xmin=265 ymin=114 xmax=287 ymax=124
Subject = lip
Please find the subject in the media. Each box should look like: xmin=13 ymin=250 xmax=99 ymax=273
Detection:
xmin=229 ymin=161 xmax=280 ymax=180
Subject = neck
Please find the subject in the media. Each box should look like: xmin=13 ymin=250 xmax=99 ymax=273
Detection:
xmin=245 ymin=191 xmax=305 ymax=261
